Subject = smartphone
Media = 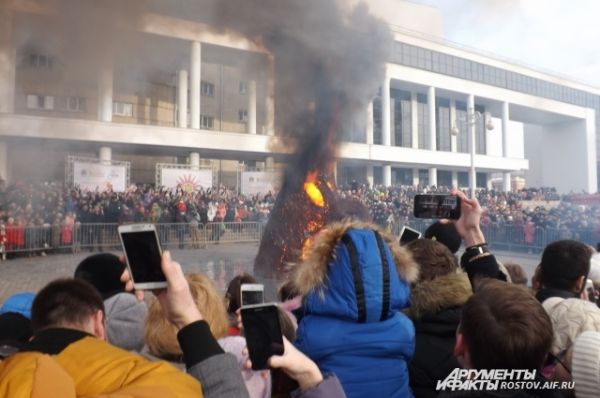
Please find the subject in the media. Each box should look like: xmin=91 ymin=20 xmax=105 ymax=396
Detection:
xmin=241 ymin=303 xmax=284 ymax=370
xmin=399 ymin=226 xmax=421 ymax=245
xmin=118 ymin=224 xmax=167 ymax=290
xmin=241 ymin=284 xmax=264 ymax=307
xmin=585 ymin=278 xmax=596 ymax=303
xmin=413 ymin=194 xmax=461 ymax=219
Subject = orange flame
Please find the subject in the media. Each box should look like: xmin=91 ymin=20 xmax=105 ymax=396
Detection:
xmin=304 ymin=171 xmax=325 ymax=208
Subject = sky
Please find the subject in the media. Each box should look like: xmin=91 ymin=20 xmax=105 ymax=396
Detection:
xmin=412 ymin=0 xmax=600 ymax=88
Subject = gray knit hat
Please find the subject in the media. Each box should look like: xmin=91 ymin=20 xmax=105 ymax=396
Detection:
xmin=572 ymin=331 xmax=600 ymax=398
xmin=104 ymin=292 xmax=148 ymax=352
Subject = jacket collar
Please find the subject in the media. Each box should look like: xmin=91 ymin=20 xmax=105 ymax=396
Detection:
xmin=22 ymin=328 xmax=92 ymax=355
xmin=535 ymin=287 xmax=579 ymax=303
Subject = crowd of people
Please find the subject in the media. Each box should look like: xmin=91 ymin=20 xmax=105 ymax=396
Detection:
xmin=2 ymin=188 xmax=600 ymax=397
xmin=1 ymin=179 xmax=600 ymax=257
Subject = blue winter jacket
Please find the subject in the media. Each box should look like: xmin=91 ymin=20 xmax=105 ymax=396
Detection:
xmin=295 ymin=227 xmax=416 ymax=398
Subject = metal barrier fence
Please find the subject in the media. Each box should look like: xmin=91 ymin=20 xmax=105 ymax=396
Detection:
xmin=1 ymin=222 xmax=265 ymax=255
xmin=1 ymin=221 xmax=598 ymax=256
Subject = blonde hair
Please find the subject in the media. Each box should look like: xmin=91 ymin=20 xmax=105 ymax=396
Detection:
xmin=145 ymin=273 xmax=230 ymax=358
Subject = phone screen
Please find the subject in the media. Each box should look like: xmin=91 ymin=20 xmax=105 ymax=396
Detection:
xmin=241 ymin=304 xmax=284 ymax=370
xmin=400 ymin=227 xmax=421 ymax=245
xmin=241 ymin=289 xmax=264 ymax=306
xmin=414 ymin=194 xmax=461 ymax=219
xmin=121 ymin=231 xmax=165 ymax=284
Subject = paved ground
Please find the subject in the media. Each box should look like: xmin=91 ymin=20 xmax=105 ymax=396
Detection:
xmin=0 ymin=244 xmax=542 ymax=305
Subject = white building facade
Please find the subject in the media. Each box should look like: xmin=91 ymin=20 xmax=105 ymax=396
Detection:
xmin=0 ymin=1 xmax=597 ymax=193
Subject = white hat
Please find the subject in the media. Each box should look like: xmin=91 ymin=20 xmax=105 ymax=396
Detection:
xmin=589 ymin=253 xmax=600 ymax=283
xmin=572 ymin=331 xmax=600 ymax=398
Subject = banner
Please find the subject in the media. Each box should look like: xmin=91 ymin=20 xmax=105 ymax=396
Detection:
xmin=73 ymin=161 xmax=127 ymax=192
xmin=241 ymin=171 xmax=280 ymax=195
xmin=160 ymin=167 xmax=213 ymax=193
xmin=570 ymin=194 xmax=600 ymax=206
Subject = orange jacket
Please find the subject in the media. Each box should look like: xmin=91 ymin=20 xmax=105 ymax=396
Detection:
xmin=0 ymin=337 xmax=202 ymax=398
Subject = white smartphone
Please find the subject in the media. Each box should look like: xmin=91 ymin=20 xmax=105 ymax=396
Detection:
xmin=118 ymin=224 xmax=167 ymax=290
xmin=240 ymin=283 xmax=264 ymax=307
xmin=399 ymin=226 xmax=422 ymax=245
xmin=585 ymin=278 xmax=596 ymax=303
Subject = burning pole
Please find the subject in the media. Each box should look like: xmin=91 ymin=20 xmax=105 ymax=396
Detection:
xmin=254 ymin=81 xmax=341 ymax=279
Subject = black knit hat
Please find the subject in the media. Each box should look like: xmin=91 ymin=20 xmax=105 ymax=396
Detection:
xmin=0 ymin=312 xmax=33 ymax=356
xmin=74 ymin=253 xmax=126 ymax=300
xmin=424 ymin=221 xmax=462 ymax=254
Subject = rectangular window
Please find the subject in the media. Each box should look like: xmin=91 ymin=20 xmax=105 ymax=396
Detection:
xmin=26 ymin=94 xmax=54 ymax=110
xmin=239 ymin=81 xmax=247 ymax=95
xmin=113 ymin=101 xmax=133 ymax=117
xmin=201 ymin=115 xmax=214 ymax=129
xmin=373 ymin=97 xmax=382 ymax=145
xmin=436 ymin=98 xmax=451 ymax=152
xmin=66 ymin=96 xmax=85 ymax=112
xmin=238 ymin=109 xmax=248 ymax=122
xmin=201 ymin=81 xmax=215 ymax=97
xmin=416 ymin=93 xmax=429 ymax=150
xmin=28 ymin=54 xmax=53 ymax=69
xmin=455 ymin=101 xmax=468 ymax=153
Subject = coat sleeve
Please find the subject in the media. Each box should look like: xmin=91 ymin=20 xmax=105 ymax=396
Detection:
xmin=290 ymin=374 xmax=347 ymax=398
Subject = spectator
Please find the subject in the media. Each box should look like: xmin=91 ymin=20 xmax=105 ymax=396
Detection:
xmin=144 ymin=273 xmax=270 ymax=398
xmin=504 ymin=262 xmax=529 ymax=286
xmin=292 ymin=220 xmax=419 ymax=398
xmin=536 ymin=240 xmax=593 ymax=303
xmin=225 ymin=273 xmax=259 ymax=336
xmin=572 ymin=331 xmax=600 ymax=398
xmin=404 ymin=239 xmax=472 ymax=398
xmin=423 ymin=221 xmax=462 ymax=254
xmin=74 ymin=253 xmax=148 ymax=352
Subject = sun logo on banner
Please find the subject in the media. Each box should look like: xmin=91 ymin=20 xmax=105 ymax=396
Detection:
xmin=177 ymin=175 xmax=201 ymax=193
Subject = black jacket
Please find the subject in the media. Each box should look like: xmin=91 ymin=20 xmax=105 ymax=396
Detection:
xmin=407 ymin=272 xmax=473 ymax=398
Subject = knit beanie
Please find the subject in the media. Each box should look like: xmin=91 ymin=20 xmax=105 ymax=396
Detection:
xmin=74 ymin=253 xmax=126 ymax=300
xmin=424 ymin=221 xmax=461 ymax=254
xmin=0 ymin=292 xmax=35 ymax=319
xmin=572 ymin=331 xmax=600 ymax=398
xmin=104 ymin=292 xmax=148 ymax=352
xmin=0 ymin=312 xmax=33 ymax=344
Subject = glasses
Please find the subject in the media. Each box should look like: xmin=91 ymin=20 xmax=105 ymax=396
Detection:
xmin=541 ymin=345 xmax=572 ymax=379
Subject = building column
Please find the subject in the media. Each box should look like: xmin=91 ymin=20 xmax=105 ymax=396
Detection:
xmin=265 ymin=157 xmax=275 ymax=170
xmin=502 ymin=101 xmax=511 ymax=192
xmin=97 ymin=57 xmax=113 ymax=122
xmin=412 ymin=168 xmax=419 ymax=187
xmin=411 ymin=92 xmax=419 ymax=149
xmin=0 ymin=140 xmax=8 ymax=183
xmin=189 ymin=152 xmax=200 ymax=170
xmin=366 ymin=101 xmax=374 ymax=145
xmin=467 ymin=94 xmax=476 ymax=197
xmin=266 ymin=55 xmax=275 ymax=136
xmin=177 ymin=70 xmax=188 ymax=128
xmin=332 ymin=161 xmax=338 ymax=185
xmin=452 ymin=171 xmax=458 ymax=188
xmin=99 ymin=147 xmax=112 ymax=163
xmin=248 ymin=80 xmax=257 ymax=135
xmin=190 ymin=41 xmax=201 ymax=130
xmin=429 ymin=168 xmax=438 ymax=187
xmin=383 ymin=164 xmax=392 ymax=187
xmin=450 ymin=99 xmax=457 ymax=152
xmin=0 ymin=10 xmax=15 ymax=114
xmin=381 ymin=74 xmax=391 ymax=146
xmin=366 ymin=164 xmax=374 ymax=187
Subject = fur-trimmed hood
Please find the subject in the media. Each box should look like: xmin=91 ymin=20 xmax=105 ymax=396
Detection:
xmin=292 ymin=220 xmax=419 ymax=297
xmin=405 ymin=271 xmax=472 ymax=320
xmin=291 ymin=220 xmax=419 ymax=323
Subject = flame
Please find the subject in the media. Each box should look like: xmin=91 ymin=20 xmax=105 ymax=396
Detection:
xmin=304 ymin=171 xmax=325 ymax=208
xmin=301 ymin=236 xmax=313 ymax=260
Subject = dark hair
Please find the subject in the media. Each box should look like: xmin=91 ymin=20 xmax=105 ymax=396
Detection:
xmin=31 ymin=278 xmax=105 ymax=334
xmin=540 ymin=240 xmax=592 ymax=291
xmin=74 ymin=253 xmax=126 ymax=300
xmin=460 ymin=279 xmax=553 ymax=370
xmin=278 ymin=279 xmax=299 ymax=302
xmin=225 ymin=273 xmax=258 ymax=314
xmin=405 ymin=238 xmax=459 ymax=282
xmin=328 ymin=198 xmax=371 ymax=224
xmin=504 ymin=262 xmax=528 ymax=286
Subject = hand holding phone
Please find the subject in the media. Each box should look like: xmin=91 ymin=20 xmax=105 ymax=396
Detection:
xmin=119 ymin=224 xmax=167 ymax=290
xmin=241 ymin=303 xmax=284 ymax=370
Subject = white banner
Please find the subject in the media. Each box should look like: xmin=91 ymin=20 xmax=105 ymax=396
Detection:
xmin=160 ymin=168 xmax=213 ymax=193
xmin=73 ymin=161 xmax=127 ymax=192
xmin=241 ymin=171 xmax=280 ymax=195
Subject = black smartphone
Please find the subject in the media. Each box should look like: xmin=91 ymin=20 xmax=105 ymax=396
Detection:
xmin=413 ymin=194 xmax=461 ymax=219
xmin=241 ymin=303 xmax=284 ymax=370
xmin=118 ymin=224 xmax=167 ymax=290
xmin=399 ymin=226 xmax=421 ymax=245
